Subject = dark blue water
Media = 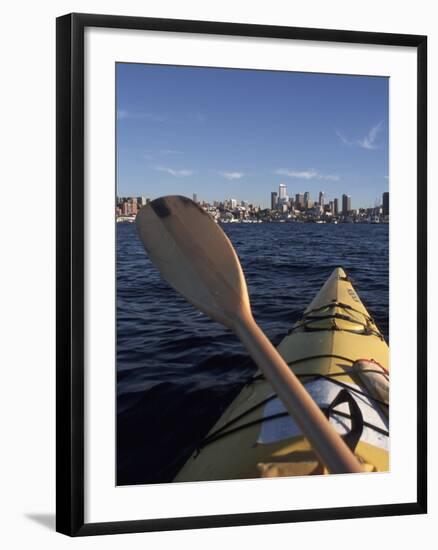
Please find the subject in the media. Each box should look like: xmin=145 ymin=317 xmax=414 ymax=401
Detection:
xmin=117 ymin=222 xmax=389 ymax=485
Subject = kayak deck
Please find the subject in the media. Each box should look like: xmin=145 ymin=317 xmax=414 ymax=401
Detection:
xmin=174 ymin=267 xmax=389 ymax=482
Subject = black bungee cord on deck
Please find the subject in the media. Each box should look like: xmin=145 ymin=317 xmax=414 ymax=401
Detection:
xmin=194 ymin=368 xmax=389 ymax=456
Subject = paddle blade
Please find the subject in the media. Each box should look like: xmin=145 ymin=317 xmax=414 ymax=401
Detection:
xmin=136 ymin=196 xmax=250 ymax=329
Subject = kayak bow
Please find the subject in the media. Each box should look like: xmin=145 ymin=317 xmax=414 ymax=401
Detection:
xmin=175 ymin=267 xmax=389 ymax=481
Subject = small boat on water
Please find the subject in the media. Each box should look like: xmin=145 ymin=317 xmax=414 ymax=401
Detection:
xmin=116 ymin=215 xmax=136 ymax=223
xmin=175 ymin=267 xmax=389 ymax=482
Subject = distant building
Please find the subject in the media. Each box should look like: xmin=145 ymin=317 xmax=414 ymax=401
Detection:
xmin=319 ymin=191 xmax=325 ymax=207
xmin=295 ymin=193 xmax=304 ymax=209
xmin=271 ymin=191 xmax=278 ymax=210
xmin=342 ymin=194 xmax=351 ymax=215
xmin=334 ymin=198 xmax=339 ymax=216
xmin=230 ymin=198 xmax=237 ymax=209
xmin=193 ymin=193 xmax=198 ymax=204
xmin=329 ymin=201 xmax=334 ymax=215
xmin=137 ymin=196 xmax=147 ymax=207
xmin=382 ymin=191 xmax=389 ymax=217
xmin=278 ymin=183 xmax=289 ymax=206
xmin=304 ymin=191 xmax=312 ymax=210
xmin=278 ymin=183 xmax=287 ymax=200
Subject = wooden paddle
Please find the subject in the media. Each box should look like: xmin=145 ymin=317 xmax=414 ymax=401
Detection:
xmin=136 ymin=195 xmax=363 ymax=474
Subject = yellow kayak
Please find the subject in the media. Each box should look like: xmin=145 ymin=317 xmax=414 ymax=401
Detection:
xmin=175 ymin=267 xmax=389 ymax=482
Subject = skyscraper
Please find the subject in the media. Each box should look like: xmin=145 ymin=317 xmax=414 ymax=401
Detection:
xmin=334 ymin=198 xmax=339 ymax=216
xmin=304 ymin=191 xmax=312 ymax=209
xmin=329 ymin=201 xmax=334 ymax=215
xmin=382 ymin=191 xmax=389 ymax=217
xmin=342 ymin=194 xmax=351 ymax=215
xmin=319 ymin=191 xmax=325 ymax=207
xmin=295 ymin=193 xmax=304 ymax=209
xmin=278 ymin=183 xmax=287 ymax=200
xmin=271 ymin=191 xmax=278 ymax=210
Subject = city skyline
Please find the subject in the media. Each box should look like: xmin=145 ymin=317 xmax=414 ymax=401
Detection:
xmin=117 ymin=183 xmax=385 ymax=212
xmin=117 ymin=187 xmax=389 ymax=216
xmin=117 ymin=64 xmax=388 ymax=209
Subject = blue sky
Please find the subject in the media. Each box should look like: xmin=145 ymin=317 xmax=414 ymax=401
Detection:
xmin=116 ymin=63 xmax=388 ymax=209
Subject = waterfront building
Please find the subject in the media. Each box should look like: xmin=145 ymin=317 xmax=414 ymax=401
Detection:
xmin=230 ymin=198 xmax=237 ymax=209
xmin=137 ymin=196 xmax=147 ymax=207
xmin=271 ymin=191 xmax=278 ymax=210
xmin=382 ymin=191 xmax=389 ymax=217
xmin=319 ymin=191 xmax=325 ymax=207
xmin=342 ymin=194 xmax=351 ymax=215
xmin=130 ymin=199 xmax=138 ymax=215
xmin=334 ymin=198 xmax=339 ymax=216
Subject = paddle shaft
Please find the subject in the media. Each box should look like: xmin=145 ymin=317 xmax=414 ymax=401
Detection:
xmin=234 ymin=313 xmax=363 ymax=474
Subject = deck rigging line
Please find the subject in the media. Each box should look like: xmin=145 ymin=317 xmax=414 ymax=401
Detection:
xmin=195 ymin=370 xmax=389 ymax=456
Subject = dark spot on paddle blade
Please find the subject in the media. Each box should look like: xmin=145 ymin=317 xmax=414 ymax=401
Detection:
xmin=150 ymin=197 xmax=171 ymax=218
xmin=178 ymin=195 xmax=209 ymax=216
xmin=178 ymin=195 xmax=192 ymax=205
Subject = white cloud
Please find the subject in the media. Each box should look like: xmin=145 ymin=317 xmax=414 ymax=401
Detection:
xmin=144 ymin=149 xmax=183 ymax=160
xmin=117 ymin=109 xmax=128 ymax=120
xmin=220 ymin=171 xmax=244 ymax=180
xmin=276 ymin=169 xmax=317 ymax=179
xmin=159 ymin=149 xmax=183 ymax=155
xmin=335 ymin=130 xmax=352 ymax=146
xmin=117 ymin=109 xmax=167 ymax=122
xmin=336 ymin=121 xmax=384 ymax=150
xmin=155 ymin=166 xmax=193 ymax=177
xmin=275 ymin=168 xmax=340 ymax=181
xmin=357 ymin=121 xmax=384 ymax=149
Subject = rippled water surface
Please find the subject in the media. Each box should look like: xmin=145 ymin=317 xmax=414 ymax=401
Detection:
xmin=117 ymin=222 xmax=389 ymax=485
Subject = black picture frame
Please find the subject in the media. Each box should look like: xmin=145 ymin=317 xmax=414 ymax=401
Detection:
xmin=56 ymin=12 xmax=427 ymax=537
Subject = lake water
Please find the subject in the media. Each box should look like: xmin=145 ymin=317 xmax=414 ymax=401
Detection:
xmin=117 ymin=222 xmax=389 ymax=485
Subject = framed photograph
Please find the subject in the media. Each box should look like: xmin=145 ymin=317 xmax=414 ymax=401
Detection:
xmin=56 ymin=13 xmax=427 ymax=536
